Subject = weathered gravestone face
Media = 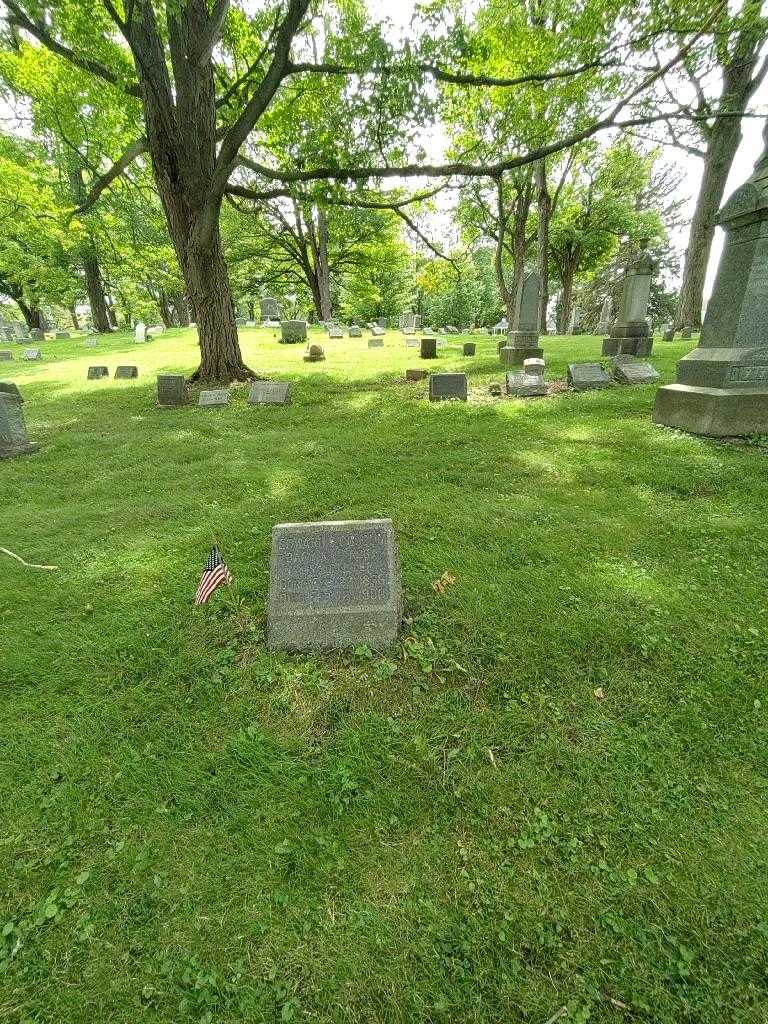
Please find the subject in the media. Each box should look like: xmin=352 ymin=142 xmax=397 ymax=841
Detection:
xmin=304 ymin=343 xmax=325 ymax=362
xmin=0 ymin=351 xmax=12 ymax=361
xmin=328 ymin=327 xmax=344 ymax=339
xmin=267 ymin=518 xmax=402 ymax=651
xmin=22 ymin=349 xmax=41 ymax=361
xmin=377 ymin=317 xmax=387 ymax=328
xmin=260 ymin=297 xmax=282 ymax=321
xmin=663 ymin=327 xmax=675 ymax=343
xmin=0 ymin=392 xmax=38 ymax=459
xmin=156 ymin=374 xmax=188 ymax=406
xmin=371 ymin=326 xmax=385 ymax=336
xmin=654 ymin=128 xmax=768 ymax=435
xmin=348 ymin=326 xmax=362 ymax=337
xmin=249 ymin=382 xmax=292 ymax=405
xmin=0 ymin=381 xmax=22 ymax=402
xmin=405 ymin=337 xmax=420 ymax=348
xmin=429 ymin=373 xmax=468 ymax=402
xmin=506 ymin=357 xmax=547 ymax=397
xmin=406 ymin=369 xmax=428 ymax=381
xmin=29 ymin=328 xmax=44 ymax=341
xmin=463 ymin=342 xmax=477 ymax=356
xmin=567 ymin=362 xmax=611 ymax=392
xmin=280 ymin=320 xmax=307 ymax=344
xmin=420 ymin=337 xmax=437 ymax=359
xmin=135 ymin=322 xmax=147 ymax=343
xmin=115 ymin=366 xmax=138 ymax=379
xmin=87 ymin=366 xmax=109 ymax=380
xmin=613 ymin=361 xmax=660 ymax=385
xmin=198 ymin=389 xmax=230 ymax=407
xmin=368 ymin=338 xmax=384 ymax=349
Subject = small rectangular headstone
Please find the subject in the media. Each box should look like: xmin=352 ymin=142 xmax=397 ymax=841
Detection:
xmin=429 ymin=373 xmax=468 ymax=402
xmin=371 ymin=326 xmax=385 ymax=337
xmin=248 ymin=381 xmax=292 ymax=405
xmin=328 ymin=327 xmax=344 ymax=339
xmin=135 ymin=322 xmax=147 ymax=343
xmin=406 ymin=369 xmax=428 ymax=381
xmin=267 ymin=518 xmax=402 ymax=651
xmin=115 ymin=366 xmax=139 ymax=379
xmin=198 ymin=388 xmax=230 ymax=407
xmin=0 ymin=351 xmax=12 ymax=361
xmin=157 ymin=374 xmax=188 ymax=406
xmin=29 ymin=328 xmax=44 ymax=341
xmin=368 ymin=338 xmax=384 ymax=348
xmin=405 ymin=337 xmax=420 ymax=348
xmin=85 ymin=339 xmax=98 ymax=349
xmin=567 ymin=362 xmax=611 ymax=392
xmin=348 ymin=326 xmax=362 ymax=337
xmin=55 ymin=331 xmax=70 ymax=339
xmin=420 ymin=337 xmax=437 ymax=359
xmin=87 ymin=366 xmax=109 ymax=380
xmin=376 ymin=317 xmax=387 ymax=328
xmin=613 ymin=361 xmax=660 ymax=385
xmin=463 ymin=342 xmax=476 ymax=356
xmin=22 ymin=348 xmax=41 ymax=361
xmin=0 ymin=392 xmax=38 ymax=459
xmin=280 ymin=320 xmax=307 ymax=344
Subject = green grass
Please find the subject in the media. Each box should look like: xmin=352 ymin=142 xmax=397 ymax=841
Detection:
xmin=1 ymin=326 xmax=767 ymax=1023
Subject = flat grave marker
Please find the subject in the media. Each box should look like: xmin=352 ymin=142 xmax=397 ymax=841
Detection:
xmin=115 ymin=366 xmax=139 ymax=380
xmin=429 ymin=373 xmax=468 ymax=402
xmin=198 ymin=389 xmax=230 ymax=407
xmin=0 ymin=351 xmax=12 ymax=361
xmin=87 ymin=366 xmax=109 ymax=380
xmin=267 ymin=518 xmax=402 ymax=651
xmin=22 ymin=349 xmax=41 ymax=361
xmin=368 ymin=338 xmax=384 ymax=349
xmin=567 ymin=362 xmax=611 ymax=392
xmin=613 ymin=361 xmax=660 ymax=384
xmin=249 ymin=382 xmax=292 ymax=405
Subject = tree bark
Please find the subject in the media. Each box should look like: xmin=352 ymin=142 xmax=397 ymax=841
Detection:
xmin=82 ymin=248 xmax=112 ymax=332
xmin=558 ymin=263 xmax=575 ymax=334
xmin=157 ymin=289 xmax=174 ymax=328
xmin=69 ymin=304 xmax=80 ymax=330
xmin=15 ymin=298 xmax=42 ymax=329
xmin=494 ymin=178 xmax=515 ymax=324
xmin=676 ymin=16 xmax=766 ymax=329
xmin=315 ymin=207 xmax=332 ymax=320
xmin=535 ymin=159 xmax=551 ymax=332
xmin=170 ymin=291 xmax=191 ymax=327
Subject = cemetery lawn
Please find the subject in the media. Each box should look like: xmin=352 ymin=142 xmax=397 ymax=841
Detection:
xmin=3 ymin=326 xmax=768 ymax=1024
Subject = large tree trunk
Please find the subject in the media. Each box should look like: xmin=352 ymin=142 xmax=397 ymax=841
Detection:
xmin=15 ymin=298 xmax=42 ymax=330
xmin=69 ymin=304 xmax=80 ymax=330
xmin=82 ymin=248 xmax=112 ymax=332
xmin=157 ymin=289 xmax=174 ymax=328
xmin=535 ymin=160 xmax=551 ymax=332
xmin=676 ymin=17 xmax=766 ymax=329
xmin=558 ymin=264 xmax=575 ymax=334
xmin=170 ymin=291 xmax=191 ymax=327
xmin=316 ymin=207 xmax=332 ymax=321
xmin=494 ymin=179 xmax=515 ymax=324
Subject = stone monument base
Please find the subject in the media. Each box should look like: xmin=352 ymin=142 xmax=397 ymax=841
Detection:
xmin=500 ymin=331 xmax=542 ymax=365
xmin=602 ymin=334 xmax=653 ymax=358
xmin=653 ymin=384 xmax=768 ymax=437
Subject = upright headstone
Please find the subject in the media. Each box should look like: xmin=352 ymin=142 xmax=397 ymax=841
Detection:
xmin=0 ymin=392 xmax=38 ymax=459
xmin=400 ymin=312 xmax=416 ymax=332
xmin=29 ymin=328 xmax=44 ymax=342
xmin=348 ymin=326 xmax=362 ymax=338
xmin=654 ymin=128 xmax=768 ymax=436
xmin=248 ymin=382 xmax=292 ymax=405
xmin=420 ymin=337 xmax=437 ymax=359
xmin=280 ymin=320 xmax=307 ymax=344
xmin=115 ymin=366 xmax=139 ymax=379
xmin=429 ymin=373 xmax=468 ymax=402
xmin=405 ymin=336 xmax=420 ymax=348
xmin=198 ymin=389 xmax=230 ymax=407
xmin=267 ymin=518 xmax=402 ymax=651
xmin=506 ymin=357 xmax=548 ymax=397
xmin=602 ymin=244 xmax=656 ymax=356
xmin=135 ymin=322 xmax=147 ymax=343
xmin=328 ymin=326 xmax=344 ymax=339
xmin=304 ymin=343 xmax=325 ymax=362
xmin=371 ymin=325 xmax=385 ymax=337
xmin=376 ymin=316 xmax=387 ymax=329
xmin=663 ymin=325 xmax=675 ymax=343
xmin=260 ymin=297 xmax=282 ymax=321
xmin=157 ymin=374 xmax=188 ymax=406
xmin=22 ymin=348 xmax=41 ymax=361
xmin=505 ymin=274 xmax=548 ymax=366
xmin=87 ymin=366 xmax=109 ymax=380
xmin=463 ymin=342 xmax=476 ymax=356
xmin=596 ymin=296 xmax=613 ymax=334
xmin=567 ymin=362 xmax=611 ymax=392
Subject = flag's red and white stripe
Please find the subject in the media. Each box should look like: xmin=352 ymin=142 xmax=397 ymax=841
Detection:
xmin=195 ymin=546 xmax=233 ymax=605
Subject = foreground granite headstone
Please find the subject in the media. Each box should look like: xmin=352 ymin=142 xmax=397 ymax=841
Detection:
xmin=613 ymin=360 xmax=660 ymax=384
xmin=504 ymin=272 xmax=543 ymax=364
xmin=0 ymin=392 xmax=38 ymax=459
xmin=115 ymin=366 xmax=138 ymax=379
xmin=267 ymin=518 xmax=402 ymax=651
xmin=249 ymin=382 xmax=292 ymax=405
xmin=429 ymin=373 xmax=468 ymax=402
xmin=0 ymin=350 xmax=12 ymax=361
xmin=280 ymin=320 xmax=307 ymax=344
xmin=368 ymin=338 xmax=384 ymax=348
xmin=198 ymin=389 xmax=230 ymax=407
xmin=567 ymin=362 xmax=611 ymax=391
xmin=654 ymin=127 xmax=768 ymax=436
xmin=420 ymin=337 xmax=437 ymax=359
xmin=22 ymin=349 xmax=41 ymax=361
xmin=506 ymin=357 xmax=548 ymax=397
xmin=602 ymin=244 xmax=656 ymax=356
xmin=0 ymin=381 xmax=22 ymax=402
xmin=87 ymin=366 xmax=109 ymax=380
xmin=157 ymin=374 xmax=188 ymax=406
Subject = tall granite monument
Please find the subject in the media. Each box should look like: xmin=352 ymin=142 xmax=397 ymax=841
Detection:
xmin=501 ymin=272 xmax=543 ymax=365
xmin=602 ymin=243 xmax=655 ymax=356
xmin=654 ymin=127 xmax=768 ymax=436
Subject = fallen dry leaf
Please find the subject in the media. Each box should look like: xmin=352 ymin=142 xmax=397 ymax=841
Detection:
xmin=432 ymin=571 xmax=457 ymax=595
xmin=594 ymin=687 xmax=605 ymax=700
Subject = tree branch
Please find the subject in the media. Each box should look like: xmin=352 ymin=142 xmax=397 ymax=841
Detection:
xmin=2 ymin=0 xmax=141 ymax=97
xmin=194 ymin=0 xmax=230 ymax=68
xmin=76 ymin=137 xmax=148 ymax=213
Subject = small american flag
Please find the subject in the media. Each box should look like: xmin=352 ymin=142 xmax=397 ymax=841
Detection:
xmin=194 ymin=546 xmax=233 ymax=606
